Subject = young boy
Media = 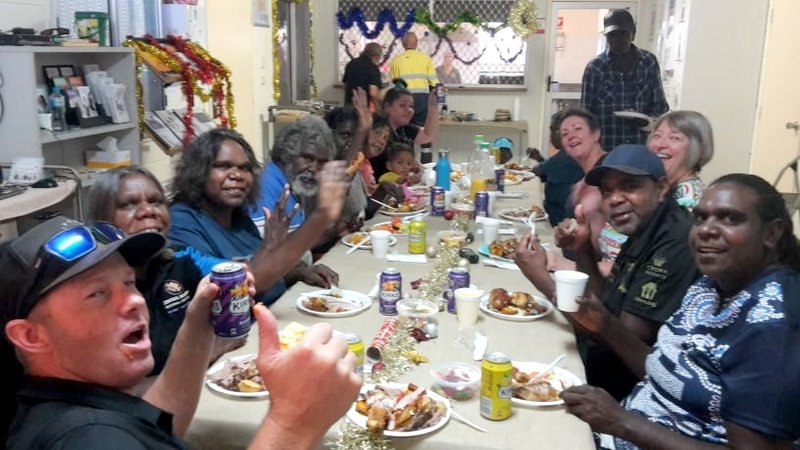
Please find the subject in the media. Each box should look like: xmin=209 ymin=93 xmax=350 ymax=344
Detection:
xmin=378 ymin=142 xmax=416 ymax=184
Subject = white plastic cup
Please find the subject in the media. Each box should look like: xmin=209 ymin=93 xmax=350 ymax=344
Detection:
xmin=454 ymin=287 xmax=484 ymax=325
xmin=482 ymin=221 xmax=499 ymax=245
xmin=444 ymin=190 xmax=453 ymax=210
xmin=369 ymin=230 xmax=391 ymax=259
xmin=554 ymin=270 xmax=589 ymax=312
xmin=487 ymin=191 xmax=499 ymax=214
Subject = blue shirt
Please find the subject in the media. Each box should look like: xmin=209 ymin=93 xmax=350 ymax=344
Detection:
xmin=250 ymin=162 xmax=305 ymax=230
xmin=536 ymin=150 xmax=583 ymax=226
xmin=169 ymin=202 xmax=286 ymax=305
xmin=581 ymin=45 xmax=669 ymax=151
xmin=618 ymin=267 xmax=800 ymax=448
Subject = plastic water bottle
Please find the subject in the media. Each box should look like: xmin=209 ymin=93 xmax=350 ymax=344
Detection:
xmin=49 ymin=86 xmax=67 ymax=132
xmin=468 ymin=134 xmax=484 ymax=174
xmin=471 ymin=142 xmax=494 ymax=196
xmin=435 ymin=149 xmax=451 ymax=190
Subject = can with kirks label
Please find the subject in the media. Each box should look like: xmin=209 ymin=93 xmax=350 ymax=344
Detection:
xmin=210 ymin=262 xmax=251 ymax=338
xmin=480 ymin=352 xmax=513 ymax=420
xmin=379 ymin=268 xmax=402 ymax=315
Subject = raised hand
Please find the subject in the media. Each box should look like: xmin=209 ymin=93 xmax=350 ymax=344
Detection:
xmin=352 ymin=87 xmax=373 ymax=134
xmin=569 ymin=292 xmax=612 ymax=336
xmin=315 ymin=161 xmax=350 ymax=224
xmin=555 ymin=204 xmax=591 ymax=251
xmin=513 ymin=234 xmax=555 ymax=300
xmin=262 ymin=185 xmax=297 ymax=251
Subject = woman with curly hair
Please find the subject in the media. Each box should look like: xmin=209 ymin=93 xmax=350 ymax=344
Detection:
xmin=169 ymin=128 xmax=348 ymax=305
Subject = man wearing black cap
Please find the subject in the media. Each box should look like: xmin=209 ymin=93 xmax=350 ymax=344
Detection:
xmin=515 ymin=145 xmax=698 ymax=400
xmin=581 ymin=9 xmax=669 ymax=152
xmin=1 ymin=217 xmax=361 ymax=448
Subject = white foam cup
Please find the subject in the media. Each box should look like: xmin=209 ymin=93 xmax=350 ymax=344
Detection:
xmin=454 ymin=287 xmax=484 ymax=325
xmin=482 ymin=220 xmax=499 ymax=245
xmin=369 ymin=230 xmax=391 ymax=259
xmin=554 ymin=270 xmax=589 ymax=312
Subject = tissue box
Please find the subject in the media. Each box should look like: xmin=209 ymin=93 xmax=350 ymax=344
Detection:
xmin=85 ymin=150 xmax=131 ymax=169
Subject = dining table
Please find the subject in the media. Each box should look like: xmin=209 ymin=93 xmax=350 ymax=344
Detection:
xmin=185 ymin=174 xmax=595 ymax=449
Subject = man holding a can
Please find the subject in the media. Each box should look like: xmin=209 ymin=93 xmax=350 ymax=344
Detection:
xmin=0 ymin=217 xmax=361 ymax=448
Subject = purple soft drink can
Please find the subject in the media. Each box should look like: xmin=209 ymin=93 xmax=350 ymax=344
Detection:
xmin=379 ymin=268 xmax=402 ymax=315
xmin=431 ymin=186 xmax=445 ymax=216
xmin=444 ymin=267 xmax=471 ymax=314
xmin=495 ymin=168 xmax=506 ymax=193
xmin=435 ymin=83 xmax=447 ymax=104
xmin=210 ymin=262 xmax=251 ymax=338
xmin=475 ymin=191 xmax=490 ymax=218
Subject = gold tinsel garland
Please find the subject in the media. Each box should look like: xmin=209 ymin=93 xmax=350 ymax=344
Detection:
xmin=271 ymin=0 xmax=317 ymax=100
xmin=183 ymin=39 xmax=237 ymax=129
xmin=508 ymin=0 xmax=539 ymax=39
xmin=416 ymin=244 xmax=461 ymax=309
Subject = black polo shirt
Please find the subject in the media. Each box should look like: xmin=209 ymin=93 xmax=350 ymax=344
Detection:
xmin=138 ymin=248 xmax=206 ymax=375
xmin=8 ymin=377 xmax=187 ymax=449
xmin=578 ymin=198 xmax=700 ymax=400
xmin=342 ymin=55 xmax=381 ymax=104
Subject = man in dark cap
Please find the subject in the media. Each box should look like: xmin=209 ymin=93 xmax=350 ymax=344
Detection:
xmin=0 ymin=217 xmax=360 ymax=448
xmin=514 ymin=145 xmax=698 ymax=400
xmin=581 ymin=9 xmax=669 ymax=151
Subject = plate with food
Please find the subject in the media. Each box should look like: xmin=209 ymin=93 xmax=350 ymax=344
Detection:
xmin=347 ymin=382 xmax=451 ymax=437
xmin=478 ymin=238 xmax=519 ymax=263
xmin=206 ymin=354 xmax=268 ymax=399
xmin=341 ymin=232 xmax=398 ymax=249
xmin=502 ymin=173 xmax=523 ymax=186
xmin=480 ymin=288 xmax=553 ymax=322
xmin=364 ymin=218 xmax=408 ymax=235
xmin=498 ymin=206 xmax=548 ymax=223
xmin=504 ymin=162 xmax=532 ymax=171
xmin=296 ymin=289 xmax=371 ymax=318
xmin=506 ymin=169 xmax=536 ymax=181
xmin=379 ymin=202 xmax=428 ymax=217
xmin=511 ymin=361 xmax=582 ymax=407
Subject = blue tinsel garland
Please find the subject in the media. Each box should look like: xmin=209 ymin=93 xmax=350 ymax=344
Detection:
xmin=336 ymin=7 xmax=415 ymax=39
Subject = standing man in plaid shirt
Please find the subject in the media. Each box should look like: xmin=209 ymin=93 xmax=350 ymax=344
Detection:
xmin=581 ymin=9 xmax=669 ymax=151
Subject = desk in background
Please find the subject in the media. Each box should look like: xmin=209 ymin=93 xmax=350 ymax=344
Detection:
xmin=437 ymin=120 xmax=529 ymax=163
xmin=0 ymin=180 xmax=77 ymax=242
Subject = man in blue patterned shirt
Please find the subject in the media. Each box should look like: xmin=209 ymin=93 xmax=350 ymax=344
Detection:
xmin=581 ymin=9 xmax=669 ymax=151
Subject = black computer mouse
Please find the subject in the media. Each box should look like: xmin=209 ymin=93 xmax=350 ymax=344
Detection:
xmin=32 ymin=177 xmax=58 ymax=188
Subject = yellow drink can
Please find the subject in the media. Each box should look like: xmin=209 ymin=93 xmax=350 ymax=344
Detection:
xmin=480 ymin=352 xmax=513 ymax=420
xmin=408 ymin=218 xmax=427 ymax=254
xmin=344 ymin=333 xmax=364 ymax=376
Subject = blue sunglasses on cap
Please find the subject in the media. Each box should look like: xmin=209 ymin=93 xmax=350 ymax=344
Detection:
xmin=43 ymin=222 xmax=126 ymax=262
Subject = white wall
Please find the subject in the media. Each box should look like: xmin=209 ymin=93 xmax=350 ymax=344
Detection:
xmin=554 ymin=9 xmax=604 ymax=85
xmin=677 ymin=0 xmax=768 ymax=183
xmin=0 ymin=0 xmax=51 ymax=32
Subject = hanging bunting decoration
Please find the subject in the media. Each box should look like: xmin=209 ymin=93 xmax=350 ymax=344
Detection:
xmin=508 ymin=0 xmax=539 ymax=39
xmin=337 ymin=8 xmax=415 ymax=39
xmin=415 ymin=8 xmax=483 ymax=37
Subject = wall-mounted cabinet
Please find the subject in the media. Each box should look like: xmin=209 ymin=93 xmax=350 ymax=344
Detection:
xmin=0 ymin=47 xmax=139 ymax=170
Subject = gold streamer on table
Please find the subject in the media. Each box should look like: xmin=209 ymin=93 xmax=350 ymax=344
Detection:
xmin=508 ymin=0 xmax=539 ymax=39
xmin=416 ymin=244 xmax=461 ymax=309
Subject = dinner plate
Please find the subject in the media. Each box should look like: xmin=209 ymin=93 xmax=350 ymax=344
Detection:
xmin=506 ymin=169 xmax=536 ymax=180
xmin=379 ymin=206 xmax=428 ymax=217
xmin=478 ymin=243 xmax=515 ymax=263
xmin=511 ymin=362 xmax=583 ymax=407
xmin=206 ymin=354 xmax=269 ymax=399
xmin=347 ymin=382 xmax=451 ymax=437
xmin=479 ymin=293 xmax=553 ymax=322
xmin=364 ymin=221 xmax=407 ymax=235
xmin=296 ymin=289 xmax=371 ymax=318
xmin=341 ymin=232 xmax=398 ymax=249
xmin=613 ymin=110 xmax=651 ymax=122
xmin=502 ymin=175 xmax=524 ymax=186
xmin=498 ymin=208 xmax=549 ymax=223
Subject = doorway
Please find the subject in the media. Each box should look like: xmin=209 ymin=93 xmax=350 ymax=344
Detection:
xmin=542 ymin=1 xmax=637 ymax=151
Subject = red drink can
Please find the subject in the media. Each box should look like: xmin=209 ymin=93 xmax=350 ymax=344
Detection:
xmin=210 ymin=262 xmax=251 ymax=338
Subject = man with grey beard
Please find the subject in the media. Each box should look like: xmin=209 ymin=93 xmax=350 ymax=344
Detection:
xmin=251 ymin=115 xmax=336 ymax=232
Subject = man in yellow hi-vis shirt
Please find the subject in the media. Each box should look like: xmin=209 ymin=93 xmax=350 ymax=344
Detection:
xmin=390 ymin=32 xmax=438 ymax=162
